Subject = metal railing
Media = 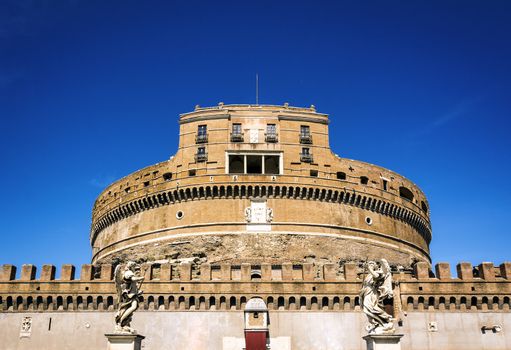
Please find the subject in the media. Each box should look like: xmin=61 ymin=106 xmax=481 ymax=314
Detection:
xmin=299 ymin=134 xmax=313 ymax=144
xmin=195 ymin=153 xmax=208 ymax=162
xmin=265 ymin=133 xmax=278 ymax=143
xmin=195 ymin=134 xmax=208 ymax=144
xmin=230 ymin=133 xmax=244 ymax=142
xmin=300 ymin=153 xmax=313 ymax=163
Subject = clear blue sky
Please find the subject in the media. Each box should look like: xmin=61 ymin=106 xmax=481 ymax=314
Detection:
xmin=1 ymin=1 xmax=510 ymax=274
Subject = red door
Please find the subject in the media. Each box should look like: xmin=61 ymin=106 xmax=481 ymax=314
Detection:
xmin=245 ymin=330 xmax=267 ymax=350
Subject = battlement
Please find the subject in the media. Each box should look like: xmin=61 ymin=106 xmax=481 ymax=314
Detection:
xmin=1 ymin=261 xmax=510 ymax=313
xmin=2 ymin=261 xmax=511 ymax=283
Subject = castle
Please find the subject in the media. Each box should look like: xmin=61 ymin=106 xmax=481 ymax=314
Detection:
xmin=1 ymin=104 xmax=510 ymax=350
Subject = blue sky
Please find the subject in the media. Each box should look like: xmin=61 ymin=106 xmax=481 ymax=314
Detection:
xmin=1 ymin=0 xmax=510 ymax=274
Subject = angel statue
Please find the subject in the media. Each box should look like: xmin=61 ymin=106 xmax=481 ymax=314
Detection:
xmin=360 ymin=258 xmax=395 ymax=334
xmin=114 ymin=261 xmax=145 ymax=334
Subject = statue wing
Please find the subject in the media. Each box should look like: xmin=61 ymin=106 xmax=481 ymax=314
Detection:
xmin=380 ymin=259 xmax=391 ymax=276
xmin=114 ymin=264 xmax=124 ymax=304
xmin=378 ymin=259 xmax=393 ymax=299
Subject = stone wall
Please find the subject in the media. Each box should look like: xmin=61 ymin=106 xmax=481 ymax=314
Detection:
xmin=1 ymin=311 xmax=510 ymax=350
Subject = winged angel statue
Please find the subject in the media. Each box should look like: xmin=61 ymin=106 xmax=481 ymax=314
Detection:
xmin=360 ymin=258 xmax=395 ymax=334
xmin=114 ymin=261 xmax=145 ymax=334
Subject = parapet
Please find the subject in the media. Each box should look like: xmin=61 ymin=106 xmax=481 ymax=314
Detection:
xmin=1 ymin=261 xmax=510 ymax=313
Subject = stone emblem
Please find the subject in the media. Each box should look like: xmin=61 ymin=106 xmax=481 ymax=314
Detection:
xmin=19 ymin=316 xmax=32 ymax=338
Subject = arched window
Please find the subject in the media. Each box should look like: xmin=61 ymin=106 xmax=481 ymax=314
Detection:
xmin=399 ymin=187 xmax=414 ymax=202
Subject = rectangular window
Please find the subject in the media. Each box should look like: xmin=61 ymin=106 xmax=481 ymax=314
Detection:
xmin=228 ymin=155 xmax=244 ymax=174
xmin=196 ymin=125 xmax=208 ymax=143
xmin=300 ymin=125 xmax=312 ymax=144
xmin=231 ymin=123 xmax=243 ymax=142
xmin=265 ymin=124 xmax=278 ymax=142
xmin=382 ymin=179 xmax=388 ymax=191
xmin=302 ymin=147 xmax=310 ymax=155
xmin=310 ymin=170 xmax=318 ymax=177
xmin=246 ymin=155 xmax=263 ymax=174
xmin=198 ymin=125 xmax=207 ymax=136
xmin=264 ymin=156 xmax=280 ymax=174
xmin=300 ymin=125 xmax=310 ymax=136
xmin=197 ymin=147 xmax=206 ymax=155
xmin=227 ymin=153 xmax=281 ymax=175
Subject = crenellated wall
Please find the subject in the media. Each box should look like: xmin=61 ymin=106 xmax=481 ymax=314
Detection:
xmin=2 ymin=261 xmax=510 ymax=313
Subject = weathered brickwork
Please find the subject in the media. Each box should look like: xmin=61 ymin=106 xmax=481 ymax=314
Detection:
xmin=90 ymin=104 xmax=431 ymax=267
xmin=2 ymin=262 xmax=510 ymax=313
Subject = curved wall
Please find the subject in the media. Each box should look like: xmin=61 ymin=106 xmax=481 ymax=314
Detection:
xmin=90 ymin=105 xmax=431 ymax=266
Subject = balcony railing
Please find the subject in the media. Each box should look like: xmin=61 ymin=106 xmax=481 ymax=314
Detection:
xmin=195 ymin=153 xmax=208 ymax=162
xmin=230 ymin=133 xmax=244 ymax=142
xmin=195 ymin=134 xmax=208 ymax=144
xmin=265 ymin=133 xmax=278 ymax=143
xmin=300 ymin=153 xmax=313 ymax=163
xmin=299 ymin=134 xmax=313 ymax=144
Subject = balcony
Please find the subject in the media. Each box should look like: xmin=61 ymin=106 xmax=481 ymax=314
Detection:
xmin=300 ymin=134 xmax=313 ymax=144
xmin=195 ymin=153 xmax=208 ymax=162
xmin=195 ymin=134 xmax=208 ymax=144
xmin=265 ymin=133 xmax=278 ymax=143
xmin=300 ymin=153 xmax=313 ymax=163
xmin=230 ymin=133 xmax=244 ymax=142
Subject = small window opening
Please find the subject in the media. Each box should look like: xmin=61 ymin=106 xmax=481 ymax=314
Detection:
xmin=143 ymin=181 xmax=150 ymax=187
xmin=310 ymin=170 xmax=318 ymax=177
xmin=360 ymin=176 xmax=369 ymax=185
xmin=382 ymin=179 xmax=388 ymax=191
xmin=336 ymin=172 xmax=346 ymax=180
xmin=421 ymin=201 xmax=428 ymax=213
xmin=188 ymin=169 xmax=196 ymax=176
xmin=163 ymin=172 xmax=172 ymax=181
xmin=254 ymin=312 xmax=259 ymax=318
xmin=399 ymin=186 xmax=414 ymax=202
xmin=124 ymin=187 xmax=131 ymax=193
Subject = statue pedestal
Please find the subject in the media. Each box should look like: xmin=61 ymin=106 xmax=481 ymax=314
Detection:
xmin=105 ymin=333 xmax=145 ymax=350
xmin=363 ymin=334 xmax=403 ymax=350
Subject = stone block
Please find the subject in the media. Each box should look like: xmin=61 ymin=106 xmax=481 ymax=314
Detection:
xmin=456 ymin=262 xmax=473 ymax=280
xmin=221 ymin=264 xmax=231 ymax=280
xmin=200 ymin=264 xmax=211 ymax=281
xmin=60 ymin=265 xmax=75 ymax=280
xmin=40 ymin=265 xmax=56 ymax=280
xmin=100 ymin=264 xmax=113 ymax=280
xmin=414 ymin=262 xmax=430 ymax=279
xmin=282 ymin=263 xmax=293 ymax=281
xmin=241 ymin=263 xmax=251 ymax=281
xmin=160 ymin=263 xmax=172 ymax=280
xmin=105 ymin=333 xmax=145 ymax=350
xmin=499 ymin=262 xmax=511 ymax=279
xmin=478 ymin=262 xmax=495 ymax=280
xmin=1 ymin=265 xmax=16 ymax=281
xmin=344 ymin=263 xmax=357 ymax=281
xmin=179 ymin=263 xmax=191 ymax=281
xmin=80 ymin=264 xmax=93 ymax=281
xmin=261 ymin=263 xmax=271 ymax=281
xmin=20 ymin=264 xmax=36 ymax=281
xmin=303 ymin=263 xmax=314 ymax=281
xmin=363 ymin=334 xmax=403 ymax=350
xmin=435 ymin=263 xmax=451 ymax=279
xmin=324 ymin=263 xmax=336 ymax=281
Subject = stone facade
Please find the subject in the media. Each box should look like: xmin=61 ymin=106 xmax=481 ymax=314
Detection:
xmin=91 ymin=104 xmax=431 ymax=267
xmin=1 ymin=104 xmax=509 ymax=350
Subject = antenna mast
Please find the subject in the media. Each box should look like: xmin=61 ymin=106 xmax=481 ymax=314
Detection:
xmin=256 ymin=73 xmax=259 ymax=105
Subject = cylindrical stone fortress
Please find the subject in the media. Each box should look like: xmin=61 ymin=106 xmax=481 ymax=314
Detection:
xmin=90 ymin=104 xmax=431 ymax=267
